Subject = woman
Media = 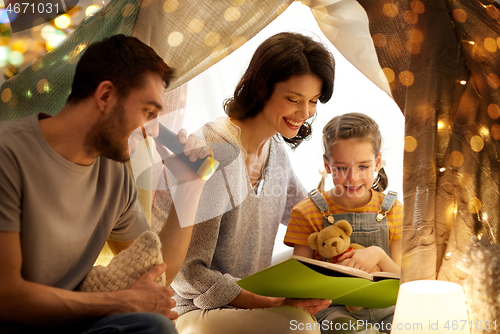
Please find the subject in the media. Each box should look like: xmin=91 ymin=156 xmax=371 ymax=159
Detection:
xmin=152 ymin=32 xmax=335 ymax=334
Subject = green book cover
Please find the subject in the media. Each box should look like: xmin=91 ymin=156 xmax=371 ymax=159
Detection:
xmin=237 ymin=256 xmax=400 ymax=308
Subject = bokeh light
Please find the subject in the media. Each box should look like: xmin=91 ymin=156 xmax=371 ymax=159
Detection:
xmin=492 ymin=124 xmax=500 ymax=140
xmin=187 ymin=19 xmax=204 ymax=34
xmin=163 ymin=0 xmax=178 ymax=13
xmin=488 ymin=103 xmax=500 ymax=119
xmin=453 ymin=9 xmax=467 ymax=22
xmin=37 ymin=78 xmax=49 ymax=94
xmin=383 ymin=3 xmax=399 ymax=18
xmin=487 ymin=73 xmax=500 ymax=89
xmin=410 ymin=0 xmax=425 ymax=14
xmin=9 ymin=50 xmax=23 ymax=65
xmin=468 ymin=197 xmax=481 ymax=214
xmin=0 ymin=36 xmax=9 ymax=46
xmin=406 ymin=39 xmax=420 ymax=54
xmin=403 ymin=10 xmax=418 ymax=24
xmin=480 ymin=126 xmax=490 ymax=139
xmin=0 ymin=46 xmax=9 ymax=66
xmin=470 ymin=135 xmax=484 ymax=152
xmin=0 ymin=9 xmax=11 ymax=24
xmin=399 ymin=70 xmax=415 ymax=86
xmin=381 ymin=67 xmax=395 ymax=83
xmin=41 ymin=25 xmax=56 ymax=40
xmin=12 ymin=40 xmax=27 ymax=53
xmin=372 ymin=33 xmax=388 ymax=48
xmin=204 ymin=32 xmax=220 ymax=46
xmin=54 ymin=14 xmax=71 ymax=29
xmin=45 ymin=30 xmax=67 ymax=51
xmin=224 ymin=7 xmax=240 ymax=21
xmin=1 ymin=87 xmax=12 ymax=102
xmin=450 ymin=151 xmax=464 ymax=167
xmin=85 ymin=5 xmax=101 ymax=16
xmin=484 ymin=37 xmax=497 ymax=52
xmin=168 ymin=31 xmax=183 ymax=46
xmin=404 ymin=136 xmax=418 ymax=152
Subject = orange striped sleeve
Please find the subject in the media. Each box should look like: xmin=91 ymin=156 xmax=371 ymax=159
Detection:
xmin=387 ymin=199 xmax=403 ymax=242
xmin=284 ymin=197 xmax=324 ymax=247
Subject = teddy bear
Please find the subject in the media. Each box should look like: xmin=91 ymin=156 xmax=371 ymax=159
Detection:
xmin=307 ymin=220 xmax=364 ymax=263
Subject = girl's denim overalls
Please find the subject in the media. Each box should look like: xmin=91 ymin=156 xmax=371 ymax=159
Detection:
xmin=308 ymin=189 xmax=398 ymax=334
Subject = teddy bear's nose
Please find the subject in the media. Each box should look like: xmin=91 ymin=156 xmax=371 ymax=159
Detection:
xmin=331 ymin=241 xmax=337 ymax=247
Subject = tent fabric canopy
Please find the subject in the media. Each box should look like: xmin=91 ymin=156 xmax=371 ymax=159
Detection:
xmin=1 ymin=0 xmax=499 ymax=321
xmin=0 ymin=0 xmax=139 ymax=120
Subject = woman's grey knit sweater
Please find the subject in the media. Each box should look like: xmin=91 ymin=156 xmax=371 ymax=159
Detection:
xmin=152 ymin=117 xmax=307 ymax=315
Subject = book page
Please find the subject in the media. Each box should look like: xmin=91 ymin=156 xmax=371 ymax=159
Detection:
xmin=292 ymin=255 xmax=372 ymax=280
xmin=293 ymin=255 xmax=400 ymax=281
xmin=371 ymin=271 xmax=400 ymax=281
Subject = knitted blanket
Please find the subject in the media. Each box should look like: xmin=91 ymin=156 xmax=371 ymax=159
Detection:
xmin=79 ymin=231 xmax=166 ymax=292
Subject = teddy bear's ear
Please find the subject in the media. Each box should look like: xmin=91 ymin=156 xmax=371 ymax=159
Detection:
xmin=308 ymin=232 xmax=320 ymax=250
xmin=334 ymin=220 xmax=353 ymax=236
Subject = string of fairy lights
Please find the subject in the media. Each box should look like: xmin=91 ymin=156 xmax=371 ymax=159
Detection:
xmin=0 ymin=0 xmax=110 ymax=81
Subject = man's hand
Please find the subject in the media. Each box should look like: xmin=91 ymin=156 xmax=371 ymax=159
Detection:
xmin=124 ymin=263 xmax=178 ymax=320
xmin=281 ymin=298 xmax=331 ymax=316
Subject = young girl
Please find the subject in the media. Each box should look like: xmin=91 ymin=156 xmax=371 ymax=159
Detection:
xmin=284 ymin=112 xmax=402 ymax=333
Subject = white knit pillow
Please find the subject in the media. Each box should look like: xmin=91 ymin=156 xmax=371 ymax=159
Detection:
xmin=79 ymin=231 xmax=166 ymax=292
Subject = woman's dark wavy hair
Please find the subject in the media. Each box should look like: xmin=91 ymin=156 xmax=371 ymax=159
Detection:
xmin=224 ymin=32 xmax=335 ymax=149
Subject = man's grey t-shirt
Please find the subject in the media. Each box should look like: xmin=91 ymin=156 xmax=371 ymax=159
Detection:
xmin=0 ymin=114 xmax=149 ymax=290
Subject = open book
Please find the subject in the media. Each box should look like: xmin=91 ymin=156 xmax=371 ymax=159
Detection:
xmin=237 ymin=255 xmax=400 ymax=308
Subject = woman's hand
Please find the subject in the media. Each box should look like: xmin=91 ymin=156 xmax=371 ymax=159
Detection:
xmin=229 ymin=290 xmax=330 ymax=316
xmin=281 ymin=298 xmax=331 ymax=316
xmin=154 ymin=129 xmax=210 ymax=184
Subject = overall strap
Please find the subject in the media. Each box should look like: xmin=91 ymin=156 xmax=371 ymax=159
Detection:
xmin=376 ymin=190 xmax=398 ymax=222
xmin=308 ymin=189 xmax=334 ymax=224
xmin=308 ymin=189 xmax=335 ymax=262
xmin=308 ymin=189 xmax=329 ymax=213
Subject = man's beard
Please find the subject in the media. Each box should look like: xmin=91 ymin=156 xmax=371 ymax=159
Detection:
xmin=85 ymin=103 xmax=130 ymax=162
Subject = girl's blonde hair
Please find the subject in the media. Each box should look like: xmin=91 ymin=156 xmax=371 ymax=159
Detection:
xmin=322 ymin=112 xmax=388 ymax=192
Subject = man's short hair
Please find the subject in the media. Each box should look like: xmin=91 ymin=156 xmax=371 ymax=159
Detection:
xmin=67 ymin=34 xmax=174 ymax=104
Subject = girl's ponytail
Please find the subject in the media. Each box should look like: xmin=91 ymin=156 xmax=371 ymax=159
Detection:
xmin=317 ymin=169 xmax=327 ymax=193
xmin=372 ymin=167 xmax=388 ymax=192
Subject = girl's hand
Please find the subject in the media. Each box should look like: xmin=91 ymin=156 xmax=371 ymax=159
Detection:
xmin=335 ymin=246 xmax=384 ymax=273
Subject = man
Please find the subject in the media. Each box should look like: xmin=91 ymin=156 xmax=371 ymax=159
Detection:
xmin=0 ymin=34 xmax=206 ymax=333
